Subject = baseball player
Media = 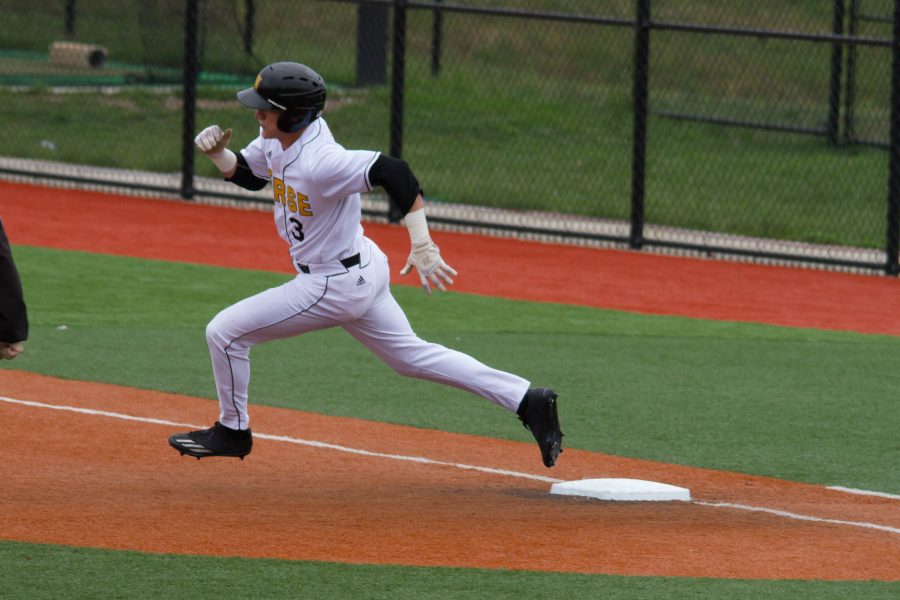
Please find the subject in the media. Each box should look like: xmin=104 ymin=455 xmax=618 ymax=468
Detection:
xmin=0 ymin=219 xmax=28 ymax=360
xmin=168 ymin=62 xmax=563 ymax=467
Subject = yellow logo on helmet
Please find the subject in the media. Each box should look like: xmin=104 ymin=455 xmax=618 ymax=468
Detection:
xmin=254 ymin=74 xmax=262 ymax=90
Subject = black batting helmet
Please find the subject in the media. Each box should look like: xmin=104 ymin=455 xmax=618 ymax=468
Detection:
xmin=237 ymin=62 xmax=326 ymax=133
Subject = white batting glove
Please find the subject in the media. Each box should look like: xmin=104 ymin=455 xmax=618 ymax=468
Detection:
xmin=400 ymin=239 xmax=458 ymax=294
xmin=194 ymin=125 xmax=237 ymax=173
xmin=400 ymin=209 xmax=457 ymax=294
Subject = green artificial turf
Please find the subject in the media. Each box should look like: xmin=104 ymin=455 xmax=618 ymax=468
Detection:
xmin=1 ymin=541 xmax=897 ymax=600
xmin=7 ymin=245 xmax=900 ymax=495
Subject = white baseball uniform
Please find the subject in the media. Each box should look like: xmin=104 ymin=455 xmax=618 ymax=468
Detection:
xmin=206 ymin=118 xmax=530 ymax=429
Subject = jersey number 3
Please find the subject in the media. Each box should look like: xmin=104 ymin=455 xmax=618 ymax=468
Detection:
xmin=289 ymin=217 xmax=304 ymax=242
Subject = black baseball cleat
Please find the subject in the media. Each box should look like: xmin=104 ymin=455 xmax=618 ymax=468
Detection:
xmin=168 ymin=422 xmax=252 ymax=460
xmin=517 ymin=387 xmax=564 ymax=468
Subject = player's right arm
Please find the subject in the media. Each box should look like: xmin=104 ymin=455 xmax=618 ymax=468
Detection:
xmin=194 ymin=125 xmax=268 ymax=191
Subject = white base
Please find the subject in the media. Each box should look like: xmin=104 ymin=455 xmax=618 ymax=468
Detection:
xmin=550 ymin=478 xmax=691 ymax=502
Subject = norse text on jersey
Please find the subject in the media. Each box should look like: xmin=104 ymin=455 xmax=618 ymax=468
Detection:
xmin=271 ymin=174 xmax=312 ymax=216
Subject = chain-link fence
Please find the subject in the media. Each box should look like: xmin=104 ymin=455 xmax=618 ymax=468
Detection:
xmin=643 ymin=0 xmax=896 ymax=270
xmin=1 ymin=0 xmax=898 ymax=273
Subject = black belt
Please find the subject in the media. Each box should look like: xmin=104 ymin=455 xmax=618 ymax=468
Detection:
xmin=297 ymin=253 xmax=360 ymax=274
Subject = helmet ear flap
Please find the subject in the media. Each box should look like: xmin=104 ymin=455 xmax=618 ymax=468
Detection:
xmin=276 ymin=109 xmax=318 ymax=133
xmin=276 ymin=112 xmax=301 ymax=133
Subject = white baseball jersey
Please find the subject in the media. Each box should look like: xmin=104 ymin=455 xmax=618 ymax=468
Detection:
xmin=240 ymin=118 xmax=379 ymax=267
xmin=205 ymin=118 xmax=530 ymax=431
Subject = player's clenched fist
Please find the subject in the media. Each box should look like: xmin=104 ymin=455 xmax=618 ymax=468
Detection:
xmin=194 ymin=125 xmax=237 ymax=174
xmin=195 ymin=125 xmax=233 ymax=155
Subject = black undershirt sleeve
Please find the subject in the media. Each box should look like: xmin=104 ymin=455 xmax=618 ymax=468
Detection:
xmin=226 ymin=152 xmax=269 ymax=191
xmin=367 ymin=154 xmax=422 ymax=217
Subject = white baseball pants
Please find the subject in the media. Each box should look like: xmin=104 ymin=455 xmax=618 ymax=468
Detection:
xmin=205 ymin=237 xmax=530 ymax=430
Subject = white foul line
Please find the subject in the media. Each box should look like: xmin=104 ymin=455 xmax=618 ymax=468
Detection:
xmin=827 ymin=486 xmax=900 ymax=501
xmin=2 ymin=395 xmax=899 ymax=536
xmin=256 ymin=431 xmax=562 ymax=483
xmin=693 ymin=501 xmax=900 ymax=535
xmin=0 ymin=396 xmax=562 ymax=485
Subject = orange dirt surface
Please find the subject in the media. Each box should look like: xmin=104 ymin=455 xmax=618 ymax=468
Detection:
xmin=3 ymin=181 xmax=900 ymax=335
xmin=2 ymin=370 xmax=899 ymax=580
xmin=2 ymin=182 xmax=900 ymax=580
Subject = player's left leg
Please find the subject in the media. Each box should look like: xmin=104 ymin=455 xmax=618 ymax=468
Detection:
xmin=344 ymin=290 xmax=530 ymax=410
xmin=340 ymin=245 xmax=529 ymax=410
xmin=341 ymin=242 xmax=562 ymax=466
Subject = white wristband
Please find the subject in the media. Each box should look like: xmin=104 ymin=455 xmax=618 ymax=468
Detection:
xmin=207 ymin=149 xmax=238 ymax=174
xmin=403 ymin=208 xmax=430 ymax=245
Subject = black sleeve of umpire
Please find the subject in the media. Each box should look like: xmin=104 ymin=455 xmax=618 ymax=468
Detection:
xmin=0 ymin=220 xmax=28 ymax=343
xmin=226 ymin=152 xmax=269 ymax=191
xmin=368 ymin=154 xmax=422 ymax=217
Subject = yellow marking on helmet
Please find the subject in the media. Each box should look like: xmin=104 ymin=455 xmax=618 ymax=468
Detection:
xmin=254 ymin=74 xmax=262 ymax=89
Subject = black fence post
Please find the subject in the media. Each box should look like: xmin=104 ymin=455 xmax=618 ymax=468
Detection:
xmin=243 ymin=0 xmax=255 ymax=55
xmin=432 ymin=0 xmax=443 ymax=76
xmin=629 ymin=0 xmax=651 ymax=249
xmin=844 ymin=0 xmax=860 ymax=144
xmin=65 ymin=0 xmax=76 ymax=37
xmin=180 ymin=0 xmax=200 ymax=200
xmin=388 ymin=0 xmax=408 ymax=222
xmin=827 ymin=0 xmax=845 ymax=145
xmin=885 ymin=0 xmax=900 ymax=275
xmin=357 ymin=3 xmax=389 ymax=86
